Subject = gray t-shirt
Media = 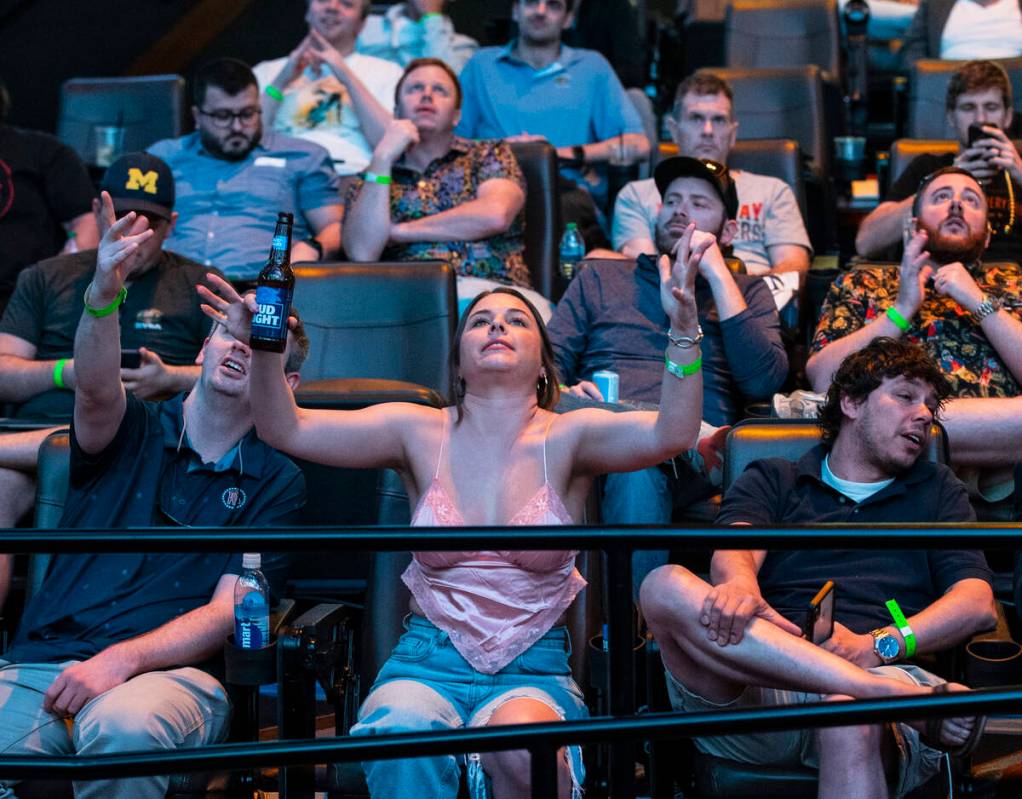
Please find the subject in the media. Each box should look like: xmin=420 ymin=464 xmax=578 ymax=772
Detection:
xmin=611 ymin=170 xmax=812 ymax=274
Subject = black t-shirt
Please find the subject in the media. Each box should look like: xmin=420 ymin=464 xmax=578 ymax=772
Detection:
xmin=888 ymin=152 xmax=1022 ymax=264
xmin=716 ymin=445 xmax=991 ymax=633
xmin=0 ymin=125 xmax=95 ymax=305
xmin=4 ymin=394 xmax=306 ymax=664
xmin=0 ymin=249 xmax=223 ymax=420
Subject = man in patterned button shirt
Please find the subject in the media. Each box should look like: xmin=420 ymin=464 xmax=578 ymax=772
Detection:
xmin=807 ymin=166 xmax=1022 ymax=474
xmin=343 ymin=57 xmax=552 ymax=316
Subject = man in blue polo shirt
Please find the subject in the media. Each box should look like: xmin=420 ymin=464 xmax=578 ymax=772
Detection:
xmin=455 ymin=0 xmax=649 ymax=243
xmin=0 ymin=191 xmax=309 ymax=799
xmin=641 ymin=338 xmax=997 ymax=798
xmin=149 ymin=57 xmax=343 ymax=284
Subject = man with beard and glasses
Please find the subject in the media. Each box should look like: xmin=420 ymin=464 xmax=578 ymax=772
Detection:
xmin=641 ymin=337 xmax=996 ymax=799
xmin=547 ymin=157 xmax=786 ymax=550
xmin=808 ymin=166 xmax=1022 ymax=476
xmin=149 ymin=58 xmax=343 ymax=285
xmin=0 ymin=191 xmax=308 ymax=799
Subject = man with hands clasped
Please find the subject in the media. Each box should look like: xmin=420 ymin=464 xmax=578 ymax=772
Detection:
xmin=356 ymin=0 xmax=479 ymax=72
xmin=0 ymin=192 xmax=308 ymax=799
xmin=253 ymin=0 xmax=403 ymax=176
xmin=642 ymin=338 xmax=997 ymax=798
xmin=809 ymin=166 xmax=1022 ymax=472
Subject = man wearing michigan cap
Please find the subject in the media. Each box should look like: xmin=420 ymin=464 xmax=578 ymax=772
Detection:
xmin=0 ymin=152 xmax=223 ymax=532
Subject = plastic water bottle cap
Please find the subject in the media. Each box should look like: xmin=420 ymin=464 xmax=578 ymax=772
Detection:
xmin=566 ymin=223 xmax=577 ymax=231
xmin=242 ymin=553 xmax=261 ymax=570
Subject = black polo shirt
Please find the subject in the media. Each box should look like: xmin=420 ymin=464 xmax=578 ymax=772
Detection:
xmin=5 ymin=394 xmax=305 ymax=664
xmin=0 ymin=249 xmax=222 ymax=421
xmin=716 ymin=444 xmax=991 ymax=634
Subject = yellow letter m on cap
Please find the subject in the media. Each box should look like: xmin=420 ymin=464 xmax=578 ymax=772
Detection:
xmin=125 ymin=168 xmax=159 ymax=195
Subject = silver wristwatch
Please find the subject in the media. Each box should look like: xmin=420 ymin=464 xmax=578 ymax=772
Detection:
xmin=974 ymin=294 xmax=1004 ymax=321
xmin=666 ymin=326 xmax=704 ymax=349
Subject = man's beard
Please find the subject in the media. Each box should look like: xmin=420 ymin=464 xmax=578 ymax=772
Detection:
xmin=918 ymin=214 xmax=987 ymax=265
xmin=199 ymin=126 xmax=260 ymax=162
xmin=655 ymin=220 xmax=726 ymax=256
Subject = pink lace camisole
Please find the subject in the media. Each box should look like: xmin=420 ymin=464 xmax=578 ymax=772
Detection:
xmin=402 ymin=411 xmax=586 ymax=674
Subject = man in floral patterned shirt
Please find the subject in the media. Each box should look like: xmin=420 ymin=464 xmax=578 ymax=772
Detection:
xmin=342 ymin=57 xmax=550 ymax=315
xmin=807 ymin=166 xmax=1022 ymax=471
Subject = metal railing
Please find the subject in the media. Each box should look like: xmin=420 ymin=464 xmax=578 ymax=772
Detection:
xmin=1 ymin=523 xmax=1020 ymax=798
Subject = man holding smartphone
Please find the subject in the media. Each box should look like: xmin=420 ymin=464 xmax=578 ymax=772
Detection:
xmin=857 ymin=60 xmax=1022 ymax=262
xmin=642 ymin=338 xmax=997 ymax=798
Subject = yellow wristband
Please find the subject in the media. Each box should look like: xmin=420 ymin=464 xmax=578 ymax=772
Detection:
xmin=53 ymin=358 xmax=69 ymax=390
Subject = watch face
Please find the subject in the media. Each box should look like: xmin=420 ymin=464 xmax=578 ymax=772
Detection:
xmin=876 ymin=634 xmax=900 ymax=660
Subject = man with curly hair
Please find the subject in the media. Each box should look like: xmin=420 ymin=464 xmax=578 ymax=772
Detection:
xmin=641 ymin=337 xmax=996 ymax=798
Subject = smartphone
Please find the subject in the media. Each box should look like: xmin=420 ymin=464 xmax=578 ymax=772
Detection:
xmin=803 ymin=580 xmax=835 ymax=644
xmin=120 ymin=349 xmax=142 ymax=369
xmin=968 ymin=123 xmax=996 ymax=147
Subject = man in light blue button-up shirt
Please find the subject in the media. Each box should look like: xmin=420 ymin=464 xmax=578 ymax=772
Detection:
xmin=149 ymin=58 xmax=343 ymax=283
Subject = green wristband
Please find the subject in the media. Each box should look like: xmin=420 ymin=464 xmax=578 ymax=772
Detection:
xmin=664 ymin=354 xmax=702 ymax=379
xmin=264 ymin=84 xmax=284 ymax=102
xmin=53 ymin=358 xmax=69 ymax=391
xmin=419 ymin=12 xmax=442 ymax=22
xmin=885 ymin=599 xmax=916 ymax=658
xmin=885 ymin=305 xmax=911 ymax=332
xmin=84 ymin=283 xmax=128 ymax=318
xmin=364 ymin=171 xmax=393 ymax=185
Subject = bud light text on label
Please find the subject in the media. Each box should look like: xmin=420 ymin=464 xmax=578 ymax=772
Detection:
xmin=251 ymin=285 xmax=289 ymax=340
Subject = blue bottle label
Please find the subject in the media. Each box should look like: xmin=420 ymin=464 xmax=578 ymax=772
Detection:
xmin=252 ymin=285 xmax=290 ymax=341
xmin=271 ymin=235 xmax=288 ymax=251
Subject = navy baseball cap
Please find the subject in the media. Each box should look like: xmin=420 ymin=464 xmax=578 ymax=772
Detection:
xmin=99 ymin=152 xmax=175 ymax=221
xmin=654 ymin=157 xmax=739 ymax=221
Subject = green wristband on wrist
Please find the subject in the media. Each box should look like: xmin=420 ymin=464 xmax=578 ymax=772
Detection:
xmin=364 ymin=171 xmax=393 ymax=185
xmin=885 ymin=599 xmax=917 ymax=658
xmin=664 ymin=354 xmax=702 ymax=379
xmin=264 ymin=84 xmax=284 ymax=102
xmin=885 ymin=305 xmax=911 ymax=332
xmin=83 ymin=283 xmax=128 ymax=318
xmin=53 ymin=358 xmax=69 ymax=390
xmin=419 ymin=12 xmax=441 ymax=22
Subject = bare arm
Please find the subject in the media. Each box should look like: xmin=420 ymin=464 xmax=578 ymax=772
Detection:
xmin=620 ymin=237 xmax=657 ymax=259
xmin=0 ymin=334 xmax=78 ymax=401
xmin=391 ymin=178 xmax=524 ymax=243
xmin=568 ymin=225 xmax=704 ymax=475
xmin=856 ymin=197 xmax=913 ymax=258
xmin=555 ymin=133 xmax=650 ymax=166
xmin=0 ymin=554 xmax=11 ymax=615
xmin=73 ymin=195 xmax=154 ymax=455
xmin=343 ymin=120 xmax=418 ymax=261
xmin=43 ymin=573 xmax=239 ymax=717
xmin=61 ymin=212 xmax=99 ymax=253
xmin=702 ymin=549 xmax=801 ymax=645
xmin=261 ymin=36 xmax=313 ymax=128
xmin=821 ymin=578 xmax=997 ymax=668
xmin=294 ymin=204 xmax=343 ymax=262
xmin=766 ymin=243 xmax=810 ymax=275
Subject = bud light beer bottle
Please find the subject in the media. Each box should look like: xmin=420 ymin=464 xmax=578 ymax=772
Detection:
xmin=251 ymin=212 xmax=294 ymax=353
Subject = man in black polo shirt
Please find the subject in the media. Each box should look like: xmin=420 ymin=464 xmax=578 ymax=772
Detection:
xmin=0 ymin=150 xmax=223 ymax=538
xmin=0 ymin=190 xmax=309 ymax=799
xmin=641 ymin=338 xmax=997 ymax=798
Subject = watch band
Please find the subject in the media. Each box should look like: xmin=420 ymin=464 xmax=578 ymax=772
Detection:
xmin=303 ymin=236 xmax=324 ymax=260
xmin=885 ymin=599 xmax=916 ymax=658
xmin=572 ymin=145 xmax=586 ymax=166
xmin=974 ymin=294 xmax=1003 ymax=321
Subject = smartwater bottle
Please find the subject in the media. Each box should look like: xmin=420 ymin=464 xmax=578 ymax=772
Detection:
xmin=234 ymin=553 xmax=270 ymax=649
xmin=559 ymin=222 xmax=586 ymax=280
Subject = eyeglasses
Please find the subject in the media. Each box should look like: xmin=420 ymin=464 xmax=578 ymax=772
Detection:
xmin=198 ymin=107 xmax=261 ymax=128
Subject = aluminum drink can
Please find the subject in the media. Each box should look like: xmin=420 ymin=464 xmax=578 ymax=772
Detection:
xmin=592 ymin=370 xmax=620 ymax=404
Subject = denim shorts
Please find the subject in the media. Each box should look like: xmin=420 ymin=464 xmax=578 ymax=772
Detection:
xmin=352 ymin=614 xmax=588 ymax=799
xmin=666 ymin=663 xmax=945 ymax=798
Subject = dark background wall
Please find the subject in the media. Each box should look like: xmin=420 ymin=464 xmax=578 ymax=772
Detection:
xmin=0 ymin=0 xmax=508 ymax=135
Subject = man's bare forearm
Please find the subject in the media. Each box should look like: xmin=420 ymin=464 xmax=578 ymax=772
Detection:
xmin=889 ymin=578 xmax=997 ymax=656
xmin=710 ymin=550 xmax=765 ymax=588
xmin=856 ymin=198 xmax=912 ymax=258
xmin=0 ymin=355 xmax=70 ymax=402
